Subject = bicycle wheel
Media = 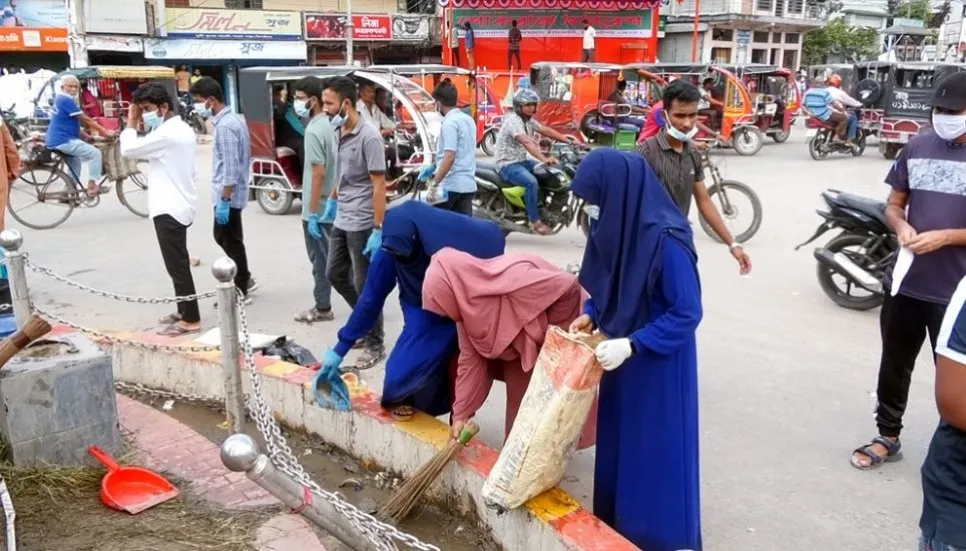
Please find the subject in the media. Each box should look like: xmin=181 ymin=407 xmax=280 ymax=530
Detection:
xmin=698 ymin=180 xmax=762 ymax=244
xmin=8 ymin=165 xmax=77 ymax=230
xmin=117 ymin=172 xmax=149 ymax=218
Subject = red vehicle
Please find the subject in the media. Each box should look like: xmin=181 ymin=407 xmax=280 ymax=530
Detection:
xmin=723 ymin=64 xmax=801 ymax=143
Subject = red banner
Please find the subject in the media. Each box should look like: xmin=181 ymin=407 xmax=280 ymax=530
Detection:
xmin=303 ymin=13 xmax=392 ymax=41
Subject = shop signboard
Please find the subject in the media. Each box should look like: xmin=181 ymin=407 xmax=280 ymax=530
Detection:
xmin=391 ymin=14 xmax=430 ymax=41
xmin=164 ymin=8 xmax=302 ymax=41
xmin=0 ymin=26 xmax=66 ymax=51
xmin=85 ymin=0 xmax=147 ymax=35
xmin=0 ymin=0 xmax=66 ymax=28
xmin=303 ymin=13 xmax=392 ymax=41
xmin=144 ymin=38 xmax=307 ymax=60
xmin=452 ymin=9 xmax=653 ymax=38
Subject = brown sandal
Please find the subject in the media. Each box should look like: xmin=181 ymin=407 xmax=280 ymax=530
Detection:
xmin=390 ymin=406 xmax=415 ymax=421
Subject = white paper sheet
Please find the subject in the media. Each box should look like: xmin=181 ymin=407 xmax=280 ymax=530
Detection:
xmin=890 ymin=247 xmax=915 ymax=297
xmin=194 ymin=328 xmax=280 ymax=350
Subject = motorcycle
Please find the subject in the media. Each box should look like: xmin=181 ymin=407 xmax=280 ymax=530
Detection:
xmin=473 ymin=141 xmax=590 ymax=236
xmin=805 ymin=110 xmax=866 ymax=160
xmin=795 ymin=189 xmax=897 ymax=311
xmin=179 ymin=94 xmax=206 ymax=136
xmin=1 ymin=105 xmax=29 ymax=144
xmin=478 ymin=115 xmax=502 ymax=157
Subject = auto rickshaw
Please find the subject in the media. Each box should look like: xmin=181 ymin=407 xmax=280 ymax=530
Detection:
xmin=878 ymin=61 xmax=966 ymax=159
xmin=528 ymin=62 xmax=624 ymax=141
xmin=722 ymin=63 xmax=801 ymax=142
xmin=625 ymin=63 xmax=765 ymax=156
xmin=238 ymin=66 xmax=443 ymax=215
xmin=575 ymin=66 xmax=659 ymax=149
xmin=851 ymin=61 xmax=894 ymax=138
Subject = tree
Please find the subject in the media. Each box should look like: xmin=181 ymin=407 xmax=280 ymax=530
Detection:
xmin=802 ymin=19 xmax=881 ymax=65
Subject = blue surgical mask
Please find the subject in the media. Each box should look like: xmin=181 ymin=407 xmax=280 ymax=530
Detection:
xmin=329 ymin=101 xmax=348 ymax=129
xmin=142 ymin=110 xmax=162 ymax=130
xmin=293 ymin=98 xmax=311 ymax=118
xmin=667 ymin=124 xmax=698 ymax=142
xmin=194 ymin=101 xmax=211 ymax=119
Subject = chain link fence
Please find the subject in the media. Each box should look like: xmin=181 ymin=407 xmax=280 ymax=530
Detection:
xmin=2 ymin=232 xmax=438 ymax=551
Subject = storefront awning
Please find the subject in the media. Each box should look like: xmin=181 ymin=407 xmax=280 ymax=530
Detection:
xmin=143 ymin=39 xmax=307 ymax=61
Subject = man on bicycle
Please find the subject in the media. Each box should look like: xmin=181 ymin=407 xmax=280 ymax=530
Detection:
xmin=45 ymin=75 xmax=116 ymax=197
xmin=494 ymin=88 xmax=577 ymax=235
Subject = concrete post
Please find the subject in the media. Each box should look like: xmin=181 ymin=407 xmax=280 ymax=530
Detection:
xmin=0 ymin=230 xmax=30 ymax=330
xmin=212 ymin=257 xmax=244 ymax=434
xmin=221 ymin=434 xmax=380 ymax=551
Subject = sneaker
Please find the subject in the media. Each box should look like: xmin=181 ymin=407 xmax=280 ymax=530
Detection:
xmin=246 ymin=278 xmax=260 ymax=294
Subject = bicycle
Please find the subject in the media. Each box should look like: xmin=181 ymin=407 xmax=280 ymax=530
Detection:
xmin=8 ymin=137 xmax=148 ymax=230
xmin=695 ymin=139 xmax=763 ymax=244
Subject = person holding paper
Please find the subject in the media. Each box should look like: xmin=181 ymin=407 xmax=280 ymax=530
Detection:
xmin=851 ymin=72 xmax=966 ymax=470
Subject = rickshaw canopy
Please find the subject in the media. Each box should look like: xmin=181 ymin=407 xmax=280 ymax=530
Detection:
xmin=58 ymin=66 xmax=176 ymax=80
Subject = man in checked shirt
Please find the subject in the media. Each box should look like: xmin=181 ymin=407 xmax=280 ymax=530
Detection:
xmin=190 ymin=76 xmax=259 ymax=302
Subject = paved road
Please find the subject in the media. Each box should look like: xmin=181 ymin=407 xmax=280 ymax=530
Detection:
xmin=18 ymin=128 xmax=931 ymax=551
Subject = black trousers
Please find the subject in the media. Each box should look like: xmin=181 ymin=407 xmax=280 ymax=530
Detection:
xmin=213 ymin=207 xmax=252 ymax=294
xmin=327 ymin=226 xmax=384 ymax=348
xmin=875 ymin=292 xmax=947 ymax=438
xmin=436 ymin=191 xmax=474 ymax=216
xmin=508 ymin=50 xmax=522 ymax=70
xmin=154 ymin=214 xmax=200 ymax=323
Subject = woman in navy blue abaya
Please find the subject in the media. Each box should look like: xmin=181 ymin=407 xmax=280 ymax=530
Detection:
xmin=569 ymin=148 xmax=703 ymax=551
xmin=320 ymin=201 xmax=505 ymax=418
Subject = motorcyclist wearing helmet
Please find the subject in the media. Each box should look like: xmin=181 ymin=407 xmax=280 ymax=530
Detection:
xmin=802 ymin=76 xmax=852 ymax=145
xmin=494 ymin=87 xmax=578 ymax=235
xmin=825 ymin=74 xmax=862 ymax=142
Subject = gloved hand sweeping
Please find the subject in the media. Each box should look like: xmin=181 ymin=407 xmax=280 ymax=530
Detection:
xmin=595 ymin=338 xmax=633 ymax=371
xmin=313 ymin=349 xmax=350 ymax=411
xmin=363 ymin=228 xmax=382 ymax=258
xmin=320 ymin=198 xmax=338 ymax=224
xmin=306 ymin=212 xmax=324 ymax=240
xmin=214 ymin=199 xmax=231 ymax=225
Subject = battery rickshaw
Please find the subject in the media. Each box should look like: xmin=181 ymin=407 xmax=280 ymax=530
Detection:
xmin=878 ymin=62 xmax=966 ymax=159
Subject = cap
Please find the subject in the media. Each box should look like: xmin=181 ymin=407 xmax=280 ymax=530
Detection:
xmin=932 ymin=72 xmax=966 ymax=110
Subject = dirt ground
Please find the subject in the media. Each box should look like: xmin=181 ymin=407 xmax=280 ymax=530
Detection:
xmin=0 ymin=459 xmax=273 ymax=551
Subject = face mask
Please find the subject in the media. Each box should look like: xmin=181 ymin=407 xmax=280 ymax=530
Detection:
xmin=329 ymin=101 xmax=348 ymax=129
xmin=194 ymin=101 xmax=211 ymax=119
xmin=667 ymin=124 xmax=699 ymax=142
xmin=932 ymin=112 xmax=966 ymax=141
xmin=142 ymin=110 xmax=162 ymax=130
xmin=293 ymin=98 xmax=311 ymax=118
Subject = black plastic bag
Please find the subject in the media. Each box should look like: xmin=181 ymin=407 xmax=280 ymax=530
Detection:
xmin=262 ymin=336 xmax=317 ymax=367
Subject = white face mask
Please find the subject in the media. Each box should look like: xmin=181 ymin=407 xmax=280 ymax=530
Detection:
xmin=933 ymin=112 xmax=966 ymax=141
xmin=667 ymin=124 xmax=699 ymax=142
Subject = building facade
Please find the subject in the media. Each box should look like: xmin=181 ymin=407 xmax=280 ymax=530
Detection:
xmin=661 ymin=0 xmax=825 ymax=69
xmin=939 ymin=0 xmax=966 ymax=61
xmin=0 ymin=0 xmax=70 ymax=71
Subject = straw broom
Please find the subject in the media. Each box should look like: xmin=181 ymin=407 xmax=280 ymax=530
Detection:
xmin=377 ymin=422 xmax=479 ymax=523
xmin=0 ymin=314 xmax=51 ymax=369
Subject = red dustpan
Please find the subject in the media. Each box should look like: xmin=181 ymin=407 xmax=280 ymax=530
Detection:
xmin=88 ymin=446 xmax=180 ymax=514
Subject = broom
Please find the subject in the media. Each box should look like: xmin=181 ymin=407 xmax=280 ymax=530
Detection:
xmin=377 ymin=422 xmax=479 ymax=523
xmin=0 ymin=314 xmax=51 ymax=369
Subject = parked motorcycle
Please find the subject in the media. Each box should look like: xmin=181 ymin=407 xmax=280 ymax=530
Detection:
xmin=795 ymin=189 xmax=897 ymax=311
xmin=805 ymin=111 xmax=866 ymax=160
xmin=473 ymin=141 xmax=589 ymax=236
xmin=179 ymin=94 xmax=206 ymax=136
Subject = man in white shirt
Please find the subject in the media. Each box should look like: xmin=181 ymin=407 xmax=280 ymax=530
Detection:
xmin=357 ymin=80 xmax=399 ymax=174
xmin=119 ymin=82 xmax=200 ymax=337
xmin=582 ymin=20 xmax=596 ymax=62
xmin=826 ymin=74 xmax=863 ymax=142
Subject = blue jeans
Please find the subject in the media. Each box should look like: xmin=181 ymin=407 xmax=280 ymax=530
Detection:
xmin=54 ymin=139 xmax=102 ymax=183
xmin=847 ymin=112 xmax=859 ymax=141
xmin=921 ymin=536 xmax=965 ymax=551
xmin=498 ymin=160 xmax=540 ymax=223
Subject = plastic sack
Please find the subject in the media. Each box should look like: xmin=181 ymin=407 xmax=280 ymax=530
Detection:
xmin=481 ymin=326 xmax=603 ymax=512
xmin=262 ymin=336 xmax=318 ymax=367
xmin=96 ymin=141 xmax=139 ymax=181
xmin=313 ymin=365 xmax=351 ymax=411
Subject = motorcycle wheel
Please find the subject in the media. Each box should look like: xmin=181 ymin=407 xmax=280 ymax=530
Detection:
xmin=808 ymin=134 xmax=829 ymax=161
xmin=732 ymin=126 xmax=764 ymax=156
xmin=480 ymin=128 xmax=497 ymax=157
xmin=698 ymin=180 xmax=762 ymax=244
xmin=851 ymin=133 xmax=867 ymax=157
xmin=816 ymin=233 xmax=884 ymax=311
xmin=577 ymin=209 xmax=591 ymax=238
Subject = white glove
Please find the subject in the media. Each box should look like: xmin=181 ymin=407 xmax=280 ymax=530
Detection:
xmin=595 ymin=338 xmax=633 ymax=371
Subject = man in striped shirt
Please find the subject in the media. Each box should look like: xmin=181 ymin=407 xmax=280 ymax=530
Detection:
xmin=190 ymin=76 xmax=258 ymax=301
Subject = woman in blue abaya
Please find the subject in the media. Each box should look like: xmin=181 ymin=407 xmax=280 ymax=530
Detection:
xmin=569 ymin=148 xmax=703 ymax=551
xmin=318 ymin=201 xmax=506 ymax=418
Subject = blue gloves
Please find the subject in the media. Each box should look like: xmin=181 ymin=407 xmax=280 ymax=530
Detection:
xmin=314 ymin=348 xmax=349 ymax=411
xmin=363 ymin=228 xmax=382 ymax=258
xmin=306 ymin=212 xmax=323 ymax=240
xmin=215 ymin=199 xmax=230 ymax=225
xmin=320 ymin=198 xmax=338 ymax=224
xmin=417 ymin=164 xmax=436 ymax=183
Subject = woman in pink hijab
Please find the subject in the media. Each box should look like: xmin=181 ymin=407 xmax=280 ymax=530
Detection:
xmin=422 ymin=248 xmax=596 ymax=447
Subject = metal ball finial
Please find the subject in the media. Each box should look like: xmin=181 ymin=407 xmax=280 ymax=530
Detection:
xmin=212 ymin=257 xmax=237 ymax=283
xmin=0 ymin=229 xmax=23 ymax=252
xmin=220 ymin=433 xmax=259 ymax=472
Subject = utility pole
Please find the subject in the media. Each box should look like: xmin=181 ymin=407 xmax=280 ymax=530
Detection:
xmin=345 ymin=0 xmax=354 ymax=65
xmin=691 ymin=0 xmax=701 ymax=62
xmin=65 ymin=0 xmax=88 ymax=67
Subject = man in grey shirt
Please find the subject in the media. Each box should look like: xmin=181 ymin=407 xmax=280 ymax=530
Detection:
xmin=323 ymin=76 xmax=387 ymax=368
xmin=293 ymin=76 xmax=339 ymax=325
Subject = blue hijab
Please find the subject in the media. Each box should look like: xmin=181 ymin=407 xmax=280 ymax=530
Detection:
xmin=571 ymin=148 xmax=696 ymax=336
xmin=381 ymin=201 xmax=506 ymax=306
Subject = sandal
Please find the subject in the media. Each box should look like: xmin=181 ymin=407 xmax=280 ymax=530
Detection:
xmin=851 ymin=436 xmax=902 ymax=470
xmin=355 ymin=346 xmax=386 ymax=370
xmin=294 ymin=308 xmax=334 ymax=324
xmin=390 ymin=405 xmax=415 ymax=421
xmin=157 ymin=323 xmax=201 ymax=337
xmin=158 ymin=313 xmax=182 ymax=325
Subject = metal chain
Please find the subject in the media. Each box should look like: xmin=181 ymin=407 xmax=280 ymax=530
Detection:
xmin=24 ymin=257 xmax=217 ymax=305
xmin=32 ymin=306 xmax=221 ymax=352
xmin=235 ymin=291 xmax=439 ymax=551
xmin=114 ymin=381 xmax=225 ymax=408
